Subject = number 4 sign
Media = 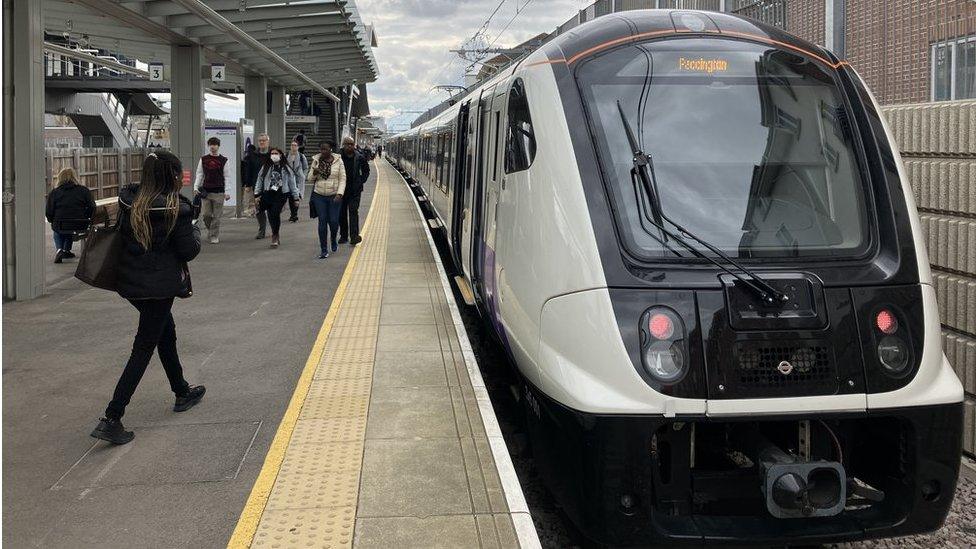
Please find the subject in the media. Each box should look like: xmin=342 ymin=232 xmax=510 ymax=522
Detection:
xmin=211 ymin=63 xmax=225 ymax=83
xmin=148 ymin=62 xmax=163 ymax=81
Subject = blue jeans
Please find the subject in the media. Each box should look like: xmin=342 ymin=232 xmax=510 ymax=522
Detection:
xmin=53 ymin=230 xmax=74 ymax=252
xmin=311 ymin=193 xmax=342 ymax=254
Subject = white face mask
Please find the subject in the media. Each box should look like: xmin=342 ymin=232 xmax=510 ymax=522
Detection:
xmin=270 ymin=153 xmax=281 ymax=162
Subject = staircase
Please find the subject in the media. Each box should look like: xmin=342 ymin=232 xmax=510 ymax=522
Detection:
xmin=44 ymin=90 xmax=164 ymax=148
xmin=286 ymin=90 xmax=339 ymax=153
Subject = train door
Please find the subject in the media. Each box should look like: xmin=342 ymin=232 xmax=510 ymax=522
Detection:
xmin=451 ymin=101 xmax=470 ymax=268
xmin=458 ymin=87 xmax=493 ymax=295
xmin=472 ymin=87 xmax=497 ymax=303
xmin=482 ymin=86 xmax=508 ymax=313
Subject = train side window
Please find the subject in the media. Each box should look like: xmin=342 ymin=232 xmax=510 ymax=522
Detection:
xmin=505 ymin=78 xmax=536 ymax=174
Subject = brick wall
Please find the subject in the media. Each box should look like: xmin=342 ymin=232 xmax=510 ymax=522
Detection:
xmin=845 ymin=1 xmax=974 ymax=105
xmin=784 ymin=0 xmax=824 ymax=46
xmin=883 ymin=99 xmax=976 ymax=456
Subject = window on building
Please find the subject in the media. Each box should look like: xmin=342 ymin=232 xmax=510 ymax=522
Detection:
xmin=932 ymin=36 xmax=976 ymax=101
xmin=504 ymin=78 xmax=537 ymax=174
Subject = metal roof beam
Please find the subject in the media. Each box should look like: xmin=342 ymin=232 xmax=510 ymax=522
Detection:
xmin=141 ymin=0 xmax=343 ymax=18
xmin=281 ymin=52 xmax=366 ymax=63
xmin=197 ymin=31 xmax=353 ymax=48
xmin=168 ymin=0 xmax=339 ymax=102
xmin=168 ymin=6 xmax=344 ymax=28
xmin=184 ymin=16 xmax=353 ymax=38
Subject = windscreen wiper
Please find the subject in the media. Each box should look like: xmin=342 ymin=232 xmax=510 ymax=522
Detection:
xmin=615 ymin=101 xmax=789 ymax=307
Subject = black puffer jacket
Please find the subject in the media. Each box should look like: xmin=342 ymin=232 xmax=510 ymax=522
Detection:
xmin=46 ymin=181 xmax=96 ymax=232
xmin=116 ymin=185 xmax=201 ymax=299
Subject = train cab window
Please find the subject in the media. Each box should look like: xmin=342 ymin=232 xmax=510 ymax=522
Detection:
xmin=576 ymin=38 xmax=872 ymax=261
xmin=505 ymin=78 xmax=537 ymax=174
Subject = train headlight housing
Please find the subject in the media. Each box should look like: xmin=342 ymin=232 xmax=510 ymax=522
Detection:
xmin=872 ymin=307 xmax=911 ymax=377
xmin=640 ymin=307 xmax=688 ymax=384
xmin=877 ymin=336 xmax=910 ymax=375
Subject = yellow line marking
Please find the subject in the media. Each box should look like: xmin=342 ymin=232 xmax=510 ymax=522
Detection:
xmin=227 ymin=167 xmax=381 ymax=549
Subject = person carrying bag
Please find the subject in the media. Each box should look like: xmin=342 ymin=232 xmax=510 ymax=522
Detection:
xmin=88 ymin=150 xmax=206 ymax=445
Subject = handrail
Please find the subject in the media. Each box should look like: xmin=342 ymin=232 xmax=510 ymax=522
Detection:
xmin=44 ymin=42 xmax=241 ymax=101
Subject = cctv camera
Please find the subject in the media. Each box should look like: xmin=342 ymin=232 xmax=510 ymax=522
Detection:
xmin=344 ymin=68 xmax=350 ymax=73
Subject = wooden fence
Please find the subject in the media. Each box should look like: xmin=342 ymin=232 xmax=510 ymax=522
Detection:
xmin=44 ymin=148 xmax=148 ymax=200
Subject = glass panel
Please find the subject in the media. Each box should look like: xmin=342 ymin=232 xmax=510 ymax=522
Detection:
xmin=576 ymin=38 xmax=871 ymax=261
xmin=933 ymin=43 xmax=953 ymax=101
xmin=956 ymin=40 xmax=976 ymax=100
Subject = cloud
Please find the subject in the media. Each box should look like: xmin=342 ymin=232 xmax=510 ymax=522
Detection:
xmin=359 ymin=0 xmax=583 ymax=130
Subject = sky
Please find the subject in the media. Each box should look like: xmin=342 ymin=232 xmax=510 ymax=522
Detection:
xmin=203 ymin=0 xmax=586 ymax=132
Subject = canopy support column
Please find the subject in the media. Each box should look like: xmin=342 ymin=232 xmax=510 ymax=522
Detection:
xmin=245 ymin=75 xmax=267 ymax=137
xmin=170 ymin=43 xmax=204 ymax=187
xmin=4 ymin=0 xmax=46 ymax=300
xmin=268 ymin=85 xmax=286 ymax=148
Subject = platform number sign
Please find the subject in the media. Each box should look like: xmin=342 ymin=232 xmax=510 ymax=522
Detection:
xmin=211 ymin=63 xmax=226 ymax=83
xmin=148 ymin=62 xmax=164 ymax=81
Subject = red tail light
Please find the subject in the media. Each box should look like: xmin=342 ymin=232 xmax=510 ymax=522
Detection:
xmin=640 ymin=307 xmax=687 ymax=384
xmin=875 ymin=309 xmax=898 ymax=335
xmin=649 ymin=313 xmax=674 ymax=340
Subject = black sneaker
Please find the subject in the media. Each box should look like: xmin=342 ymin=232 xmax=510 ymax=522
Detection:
xmin=174 ymin=385 xmax=206 ymax=412
xmin=90 ymin=418 xmax=134 ymax=445
xmin=255 ymin=232 xmax=266 ymax=240
xmin=63 ymin=250 xmax=76 ymax=259
xmin=351 ymin=236 xmax=362 ymax=246
xmin=338 ymin=237 xmax=349 ymax=244
xmin=54 ymin=250 xmax=65 ymax=264
xmin=289 ymin=216 xmax=299 ymax=223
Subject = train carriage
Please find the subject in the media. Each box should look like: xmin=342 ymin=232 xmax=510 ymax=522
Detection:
xmin=387 ymin=9 xmax=964 ymax=546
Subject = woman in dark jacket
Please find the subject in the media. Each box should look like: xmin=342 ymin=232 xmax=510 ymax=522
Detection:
xmin=45 ymin=167 xmax=95 ymax=263
xmin=91 ymin=151 xmax=205 ymax=445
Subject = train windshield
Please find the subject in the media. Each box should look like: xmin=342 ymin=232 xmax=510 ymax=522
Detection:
xmin=577 ymin=38 xmax=872 ymax=261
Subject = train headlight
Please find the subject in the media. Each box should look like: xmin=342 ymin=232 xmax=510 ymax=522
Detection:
xmin=871 ymin=307 xmax=911 ymax=377
xmin=877 ymin=336 xmax=910 ymax=374
xmin=640 ymin=307 xmax=688 ymax=384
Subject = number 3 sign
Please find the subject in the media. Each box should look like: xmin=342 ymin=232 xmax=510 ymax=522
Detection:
xmin=148 ymin=62 xmax=164 ymax=81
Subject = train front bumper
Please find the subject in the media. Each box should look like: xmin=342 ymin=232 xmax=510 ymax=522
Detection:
xmin=523 ymin=381 xmax=963 ymax=546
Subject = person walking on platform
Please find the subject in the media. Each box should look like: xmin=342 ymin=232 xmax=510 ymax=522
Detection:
xmin=338 ymin=136 xmax=369 ymax=247
xmin=255 ymin=147 xmax=301 ymax=248
xmin=243 ymin=134 xmax=272 ymax=238
xmin=241 ymin=144 xmax=258 ymax=218
xmin=193 ymin=136 xmax=230 ymax=244
xmin=307 ymin=141 xmax=345 ymax=259
xmin=46 ymin=167 xmax=95 ymax=264
xmin=287 ymin=140 xmax=308 ymax=223
xmin=91 ymin=151 xmax=205 ymax=445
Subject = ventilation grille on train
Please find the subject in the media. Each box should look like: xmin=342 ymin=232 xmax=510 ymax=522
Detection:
xmin=732 ymin=341 xmax=837 ymax=396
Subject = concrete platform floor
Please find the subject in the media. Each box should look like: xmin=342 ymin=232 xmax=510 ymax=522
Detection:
xmin=229 ymin=161 xmax=536 ymax=549
xmin=3 ymin=173 xmax=374 ymax=548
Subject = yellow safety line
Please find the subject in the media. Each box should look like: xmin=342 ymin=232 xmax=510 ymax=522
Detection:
xmin=227 ymin=168 xmax=380 ymax=549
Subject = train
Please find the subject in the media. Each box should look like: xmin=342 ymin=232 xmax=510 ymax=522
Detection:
xmin=385 ymin=9 xmax=964 ymax=546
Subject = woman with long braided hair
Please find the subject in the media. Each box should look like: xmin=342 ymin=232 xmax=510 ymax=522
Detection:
xmin=91 ymin=151 xmax=206 ymax=445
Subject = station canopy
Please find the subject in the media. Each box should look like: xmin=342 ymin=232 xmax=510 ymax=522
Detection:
xmin=42 ymin=0 xmax=378 ymax=100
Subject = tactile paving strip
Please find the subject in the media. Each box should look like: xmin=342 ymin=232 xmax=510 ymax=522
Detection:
xmin=253 ymin=507 xmax=356 ymax=549
xmin=251 ymin=167 xmax=392 ymax=549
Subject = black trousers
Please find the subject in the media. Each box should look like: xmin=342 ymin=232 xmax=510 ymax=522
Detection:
xmin=259 ymin=191 xmax=287 ymax=237
xmin=288 ymin=196 xmax=299 ymax=220
xmin=339 ymin=193 xmax=361 ymax=241
xmin=106 ymin=298 xmax=189 ymax=420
